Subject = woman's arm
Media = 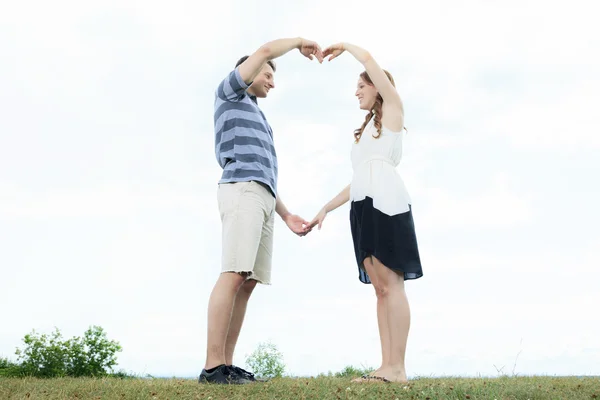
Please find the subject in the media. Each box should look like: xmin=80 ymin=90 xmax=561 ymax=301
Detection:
xmin=323 ymin=42 xmax=403 ymax=108
xmin=323 ymin=184 xmax=351 ymax=213
xmin=309 ymin=184 xmax=350 ymax=230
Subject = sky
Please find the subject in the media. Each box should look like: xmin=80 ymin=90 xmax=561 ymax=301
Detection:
xmin=1 ymin=0 xmax=599 ymax=379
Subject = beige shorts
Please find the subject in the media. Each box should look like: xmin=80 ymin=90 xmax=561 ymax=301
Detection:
xmin=217 ymin=181 xmax=276 ymax=284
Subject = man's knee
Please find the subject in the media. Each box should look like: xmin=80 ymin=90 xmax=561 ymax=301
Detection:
xmin=219 ymin=271 xmax=248 ymax=291
xmin=240 ymin=278 xmax=258 ymax=295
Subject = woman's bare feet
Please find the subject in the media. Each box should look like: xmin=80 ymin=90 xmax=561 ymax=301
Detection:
xmin=375 ymin=366 xmax=408 ymax=383
xmin=351 ymin=375 xmax=390 ymax=383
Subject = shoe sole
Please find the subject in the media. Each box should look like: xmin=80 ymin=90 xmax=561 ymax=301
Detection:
xmin=199 ymin=376 xmax=252 ymax=385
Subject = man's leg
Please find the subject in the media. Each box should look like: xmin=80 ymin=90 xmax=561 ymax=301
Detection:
xmin=225 ymin=183 xmax=275 ymax=371
xmin=204 ymin=272 xmax=246 ymax=370
xmin=224 ymin=278 xmax=258 ymax=365
xmin=205 ymin=181 xmax=266 ymax=370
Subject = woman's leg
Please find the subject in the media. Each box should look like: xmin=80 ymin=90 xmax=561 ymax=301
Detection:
xmin=371 ymin=255 xmax=410 ymax=383
xmin=362 ymin=256 xmax=391 ymax=376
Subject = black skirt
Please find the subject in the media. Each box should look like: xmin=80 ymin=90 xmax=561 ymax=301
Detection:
xmin=350 ymin=196 xmax=423 ymax=284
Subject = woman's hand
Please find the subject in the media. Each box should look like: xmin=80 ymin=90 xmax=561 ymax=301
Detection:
xmin=322 ymin=43 xmax=346 ymax=62
xmin=309 ymin=207 xmax=328 ymax=230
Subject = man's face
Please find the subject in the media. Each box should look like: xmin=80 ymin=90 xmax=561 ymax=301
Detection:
xmin=249 ymin=64 xmax=275 ymax=98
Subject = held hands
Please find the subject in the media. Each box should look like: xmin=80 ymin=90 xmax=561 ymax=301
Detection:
xmin=283 ymin=208 xmax=327 ymax=237
xmin=298 ymin=38 xmax=324 ymax=63
xmin=283 ymin=214 xmax=313 ymax=237
xmin=286 ymin=39 xmax=345 ymax=237
xmin=309 ymin=207 xmax=328 ymax=231
xmin=298 ymin=39 xmax=346 ymax=63
xmin=322 ymin=43 xmax=345 ymax=62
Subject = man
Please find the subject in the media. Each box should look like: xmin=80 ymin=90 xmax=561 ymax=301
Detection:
xmin=199 ymin=37 xmax=323 ymax=385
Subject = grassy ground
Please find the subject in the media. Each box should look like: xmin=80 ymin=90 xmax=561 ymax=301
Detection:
xmin=1 ymin=376 xmax=599 ymax=400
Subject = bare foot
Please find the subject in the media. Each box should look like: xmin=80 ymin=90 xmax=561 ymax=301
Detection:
xmin=376 ymin=367 xmax=408 ymax=383
xmin=351 ymin=375 xmax=390 ymax=383
xmin=386 ymin=374 xmax=408 ymax=383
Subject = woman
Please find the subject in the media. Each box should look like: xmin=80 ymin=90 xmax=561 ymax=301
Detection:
xmin=309 ymin=42 xmax=423 ymax=384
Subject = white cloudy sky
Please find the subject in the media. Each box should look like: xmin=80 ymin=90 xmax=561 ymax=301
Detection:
xmin=1 ymin=0 xmax=599 ymax=379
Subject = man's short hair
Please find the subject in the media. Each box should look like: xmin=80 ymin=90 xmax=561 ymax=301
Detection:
xmin=235 ymin=56 xmax=276 ymax=72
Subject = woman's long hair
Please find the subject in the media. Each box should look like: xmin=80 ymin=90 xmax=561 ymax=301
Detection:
xmin=354 ymin=70 xmax=402 ymax=143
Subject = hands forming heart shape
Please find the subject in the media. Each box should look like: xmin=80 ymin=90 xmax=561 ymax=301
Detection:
xmin=298 ymin=39 xmax=346 ymax=64
xmin=283 ymin=39 xmax=352 ymax=237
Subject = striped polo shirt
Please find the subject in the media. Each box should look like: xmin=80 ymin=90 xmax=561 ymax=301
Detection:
xmin=214 ymin=67 xmax=278 ymax=197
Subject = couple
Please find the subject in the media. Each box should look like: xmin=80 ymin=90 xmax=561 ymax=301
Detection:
xmin=200 ymin=37 xmax=423 ymax=385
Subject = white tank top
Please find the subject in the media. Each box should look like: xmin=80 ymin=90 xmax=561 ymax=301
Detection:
xmin=350 ymin=118 xmax=412 ymax=215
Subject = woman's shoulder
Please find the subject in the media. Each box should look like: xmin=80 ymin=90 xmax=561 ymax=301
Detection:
xmin=381 ymin=102 xmax=405 ymax=133
xmin=381 ymin=124 xmax=405 ymax=135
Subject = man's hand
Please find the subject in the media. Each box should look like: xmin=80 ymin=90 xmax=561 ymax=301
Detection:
xmin=298 ymin=39 xmax=324 ymax=63
xmin=322 ymin=43 xmax=346 ymax=62
xmin=283 ymin=214 xmax=312 ymax=236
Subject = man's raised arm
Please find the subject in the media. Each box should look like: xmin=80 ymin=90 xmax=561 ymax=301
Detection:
xmin=238 ymin=37 xmax=324 ymax=84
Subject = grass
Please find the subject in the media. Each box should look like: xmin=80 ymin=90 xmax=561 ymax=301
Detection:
xmin=1 ymin=375 xmax=599 ymax=400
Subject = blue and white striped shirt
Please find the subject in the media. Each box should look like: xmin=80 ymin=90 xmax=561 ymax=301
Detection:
xmin=214 ymin=67 xmax=278 ymax=198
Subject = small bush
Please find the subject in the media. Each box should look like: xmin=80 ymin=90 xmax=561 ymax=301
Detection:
xmin=12 ymin=326 xmax=122 ymax=378
xmin=109 ymin=369 xmax=136 ymax=379
xmin=0 ymin=357 xmax=14 ymax=369
xmin=15 ymin=328 xmax=70 ymax=377
xmin=66 ymin=325 xmax=122 ymax=377
xmin=245 ymin=341 xmax=285 ymax=379
xmin=317 ymin=364 xmax=375 ymax=378
xmin=0 ymin=357 xmax=23 ymax=377
xmin=335 ymin=365 xmax=374 ymax=378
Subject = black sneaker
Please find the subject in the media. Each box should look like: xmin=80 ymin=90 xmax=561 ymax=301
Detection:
xmin=230 ymin=365 xmax=269 ymax=382
xmin=198 ymin=365 xmax=251 ymax=385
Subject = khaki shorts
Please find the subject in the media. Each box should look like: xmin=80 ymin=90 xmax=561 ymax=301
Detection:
xmin=217 ymin=181 xmax=276 ymax=284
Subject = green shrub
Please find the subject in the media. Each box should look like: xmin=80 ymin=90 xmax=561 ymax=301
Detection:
xmin=66 ymin=326 xmax=122 ymax=377
xmin=334 ymin=365 xmax=374 ymax=378
xmin=0 ymin=356 xmax=22 ymax=377
xmin=245 ymin=341 xmax=285 ymax=379
xmin=109 ymin=369 xmax=136 ymax=379
xmin=15 ymin=328 xmax=70 ymax=377
xmin=317 ymin=364 xmax=375 ymax=378
xmin=0 ymin=357 xmax=14 ymax=369
xmin=13 ymin=325 xmax=122 ymax=378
